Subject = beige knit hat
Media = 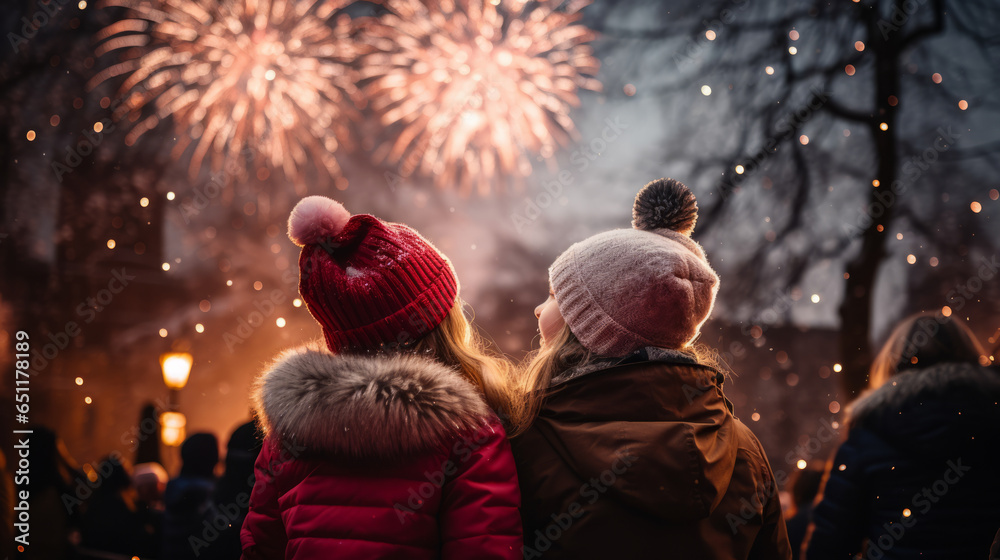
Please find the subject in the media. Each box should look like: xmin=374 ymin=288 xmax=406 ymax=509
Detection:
xmin=549 ymin=178 xmax=720 ymax=357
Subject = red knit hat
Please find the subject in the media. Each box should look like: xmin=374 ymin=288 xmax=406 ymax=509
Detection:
xmin=287 ymin=196 xmax=458 ymax=353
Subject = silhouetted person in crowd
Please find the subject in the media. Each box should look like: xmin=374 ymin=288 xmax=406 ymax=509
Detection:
xmin=135 ymin=403 xmax=163 ymax=466
xmin=203 ymin=420 xmax=262 ymax=560
xmin=134 ymin=461 xmax=169 ymax=512
xmin=804 ymin=313 xmax=1000 ymax=559
xmin=784 ymin=464 xmax=824 ymax=560
xmin=78 ymin=454 xmax=158 ymax=559
xmin=162 ymin=433 xmax=219 ymax=560
xmin=133 ymin=462 xmax=168 ymax=556
xmin=29 ymin=426 xmax=83 ymax=559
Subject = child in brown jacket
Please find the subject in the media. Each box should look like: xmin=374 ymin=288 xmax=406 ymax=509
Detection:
xmin=511 ymin=179 xmax=792 ymax=559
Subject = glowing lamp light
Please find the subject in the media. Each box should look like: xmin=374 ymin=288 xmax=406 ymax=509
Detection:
xmin=161 ymin=411 xmax=187 ymax=447
xmin=161 ymin=352 xmax=193 ymax=390
xmin=796 ymin=460 xmax=807 ymax=470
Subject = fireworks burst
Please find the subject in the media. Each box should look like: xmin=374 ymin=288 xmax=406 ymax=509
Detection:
xmin=89 ymin=0 xmax=364 ymax=187
xmin=360 ymin=0 xmax=601 ymax=195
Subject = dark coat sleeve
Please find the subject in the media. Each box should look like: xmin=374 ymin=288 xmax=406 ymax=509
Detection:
xmin=802 ymin=428 xmax=876 ymax=560
xmin=439 ymin=419 xmax=523 ymax=560
xmin=240 ymin=438 xmax=288 ymax=560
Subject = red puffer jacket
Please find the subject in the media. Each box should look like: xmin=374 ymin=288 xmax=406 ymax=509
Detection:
xmin=240 ymin=347 xmax=522 ymax=559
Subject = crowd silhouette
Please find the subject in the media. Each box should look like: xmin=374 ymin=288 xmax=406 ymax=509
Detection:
xmin=4 ymin=420 xmax=260 ymax=560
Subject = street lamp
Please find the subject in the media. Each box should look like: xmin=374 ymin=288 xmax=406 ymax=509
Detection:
xmin=160 ymin=352 xmax=192 ymax=447
xmin=160 ymin=352 xmax=193 ymax=390
xmin=160 ymin=411 xmax=187 ymax=447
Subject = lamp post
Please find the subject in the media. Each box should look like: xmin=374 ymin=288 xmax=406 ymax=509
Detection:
xmin=159 ymin=352 xmax=192 ymax=447
xmin=160 ymin=411 xmax=187 ymax=448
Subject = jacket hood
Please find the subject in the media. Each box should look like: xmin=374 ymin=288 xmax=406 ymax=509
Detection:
xmin=848 ymin=362 xmax=1000 ymax=455
xmin=253 ymin=346 xmax=493 ymax=459
xmin=536 ymin=358 xmax=737 ymax=523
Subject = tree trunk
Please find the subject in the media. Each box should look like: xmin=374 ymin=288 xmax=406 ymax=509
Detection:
xmin=838 ymin=0 xmax=902 ymax=400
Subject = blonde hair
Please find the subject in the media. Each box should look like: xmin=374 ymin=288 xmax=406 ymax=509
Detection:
xmin=868 ymin=312 xmax=986 ymax=390
xmin=511 ymin=322 xmax=722 ymax=436
xmin=362 ymin=301 xmax=521 ymax=433
xmin=509 ymin=324 xmax=592 ymax=436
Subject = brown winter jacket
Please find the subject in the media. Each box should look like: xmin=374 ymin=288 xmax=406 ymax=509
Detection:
xmin=511 ymin=353 xmax=791 ymax=559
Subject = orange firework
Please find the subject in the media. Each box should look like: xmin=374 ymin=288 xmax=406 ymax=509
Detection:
xmin=89 ymin=0 xmax=364 ymax=187
xmin=360 ymin=0 xmax=601 ymax=195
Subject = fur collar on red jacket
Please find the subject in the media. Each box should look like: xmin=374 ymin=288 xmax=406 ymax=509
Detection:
xmin=252 ymin=346 xmax=492 ymax=459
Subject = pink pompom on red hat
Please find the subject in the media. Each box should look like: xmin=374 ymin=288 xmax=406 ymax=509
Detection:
xmin=288 ymin=196 xmax=351 ymax=247
xmin=287 ymin=196 xmax=458 ymax=353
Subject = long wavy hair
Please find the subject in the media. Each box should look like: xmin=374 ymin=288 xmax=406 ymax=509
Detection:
xmin=510 ymin=322 xmax=722 ymax=436
xmin=509 ymin=323 xmax=592 ymax=436
xmin=359 ymin=301 xmax=521 ymax=433
xmin=868 ymin=312 xmax=987 ymax=390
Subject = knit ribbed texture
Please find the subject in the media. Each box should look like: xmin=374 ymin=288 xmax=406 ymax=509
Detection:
xmin=550 ymin=229 xmax=719 ymax=358
xmin=297 ymin=214 xmax=458 ymax=353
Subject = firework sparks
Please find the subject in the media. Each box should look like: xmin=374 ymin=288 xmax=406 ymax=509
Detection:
xmin=360 ymin=0 xmax=601 ymax=195
xmin=89 ymin=0 xmax=364 ymax=187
